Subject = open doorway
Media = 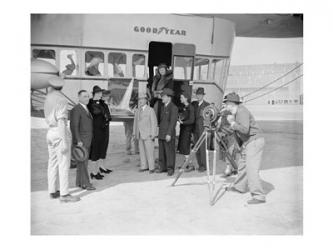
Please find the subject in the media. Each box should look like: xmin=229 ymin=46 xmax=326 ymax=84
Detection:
xmin=147 ymin=41 xmax=172 ymax=89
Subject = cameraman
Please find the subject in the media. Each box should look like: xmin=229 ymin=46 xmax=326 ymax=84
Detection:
xmin=224 ymin=92 xmax=266 ymax=205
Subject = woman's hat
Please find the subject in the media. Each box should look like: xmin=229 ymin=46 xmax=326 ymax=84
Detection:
xmin=161 ymin=88 xmax=174 ymax=97
xmin=72 ymin=145 xmax=89 ymax=163
xmin=92 ymin=85 xmax=103 ymax=94
xmin=158 ymin=63 xmax=168 ymax=70
xmin=195 ymin=87 xmax=205 ymax=95
xmin=223 ymin=92 xmax=242 ymax=104
xmin=102 ymin=89 xmax=111 ymax=97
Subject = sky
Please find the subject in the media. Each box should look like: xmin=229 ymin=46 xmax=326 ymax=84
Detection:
xmin=230 ymin=37 xmax=303 ymax=66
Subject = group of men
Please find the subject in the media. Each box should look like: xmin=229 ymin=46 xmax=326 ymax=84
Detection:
xmin=44 ymin=75 xmax=266 ymax=204
xmin=133 ymin=87 xmax=266 ymax=204
xmin=132 ymin=87 xmax=209 ymax=177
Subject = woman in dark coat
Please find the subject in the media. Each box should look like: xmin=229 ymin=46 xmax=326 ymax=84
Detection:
xmin=150 ymin=63 xmax=173 ymax=125
xmin=87 ymin=85 xmax=112 ymax=180
xmin=177 ymin=92 xmax=195 ymax=172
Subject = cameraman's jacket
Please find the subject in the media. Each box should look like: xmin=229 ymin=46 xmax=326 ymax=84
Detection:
xmin=232 ymin=105 xmax=262 ymax=146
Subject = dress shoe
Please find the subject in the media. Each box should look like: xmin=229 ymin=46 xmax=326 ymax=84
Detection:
xmin=59 ymin=194 xmax=80 ymax=203
xmin=99 ymin=167 xmax=112 ymax=174
xmin=49 ymin=190 xmax=60 ymax=199
xmin=185 ymin=165 xmax=195 ymax=172
xmin=167 ymin=169 xmax=174 ymax=176
xmin=221 ymin=170 xmax=238 ymax=178
xmin=155 ymin=169 xmax=167 ymax=173
xmin=127 ymin=151 xmax=132 ymax=155
xmin=247 ymin=198 xmax=266 ymax=205
xmin=149 ymin=170 xmax=155 ymax=174
xmin=139 ymin=168 xmax=149 ymax=172
xmin=198 ymin=166 xmax=207 ymax=172
xmin=90 ymin=173 xmax=103 ymax=180
xmin=97 ymin=172 xmax=104 ymax=179
xmin=226 ymin=186 xmax=243 ymax=193
xmin=82 ymin=185 xmax=96 ymax=191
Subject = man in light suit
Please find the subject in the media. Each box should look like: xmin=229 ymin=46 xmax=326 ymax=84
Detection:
xmin=70 ymin=90 xmax=95 ymax=190
xmin=133 ymin=95 xmax=158 ymax=173
xmin=44 ymin=78 xmax=80 ymax=202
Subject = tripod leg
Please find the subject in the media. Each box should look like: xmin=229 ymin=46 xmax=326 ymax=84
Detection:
xmin=205 ymin=131 xmax=213 ymax=203
xmin=210 ymin=132 xmax=217 ymax=206
xmin=171 ymin=130 xmax=207 ymax=186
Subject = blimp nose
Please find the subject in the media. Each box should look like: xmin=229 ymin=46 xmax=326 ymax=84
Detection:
xmin=31 ymin=59 xmax=64 ymax=90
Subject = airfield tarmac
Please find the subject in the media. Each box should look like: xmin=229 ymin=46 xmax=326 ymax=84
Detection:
xmin=31 ymin=119 xmax=303 ymax=235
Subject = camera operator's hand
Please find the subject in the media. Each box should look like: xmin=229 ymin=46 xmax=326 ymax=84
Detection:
xmin=77 ymin=141 xmax=83 ymax=147
xmin=226 ymin=115 xmax=235 ymax=124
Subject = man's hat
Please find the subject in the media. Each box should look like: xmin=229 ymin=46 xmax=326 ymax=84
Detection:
xmin=223 ymin=92 xmax=242 ymax=104
xmin=195 ymin=87 xmax=205 ymax=95
xmin=161 ymin=88 xmax=174 ymax=97
xmin=72 ymin=145 xmax=89 ymax=163
xmin=48 ymin=76 xmax=65 ymax=88
xmin=92 ymin=85 xmax=103 ymax=94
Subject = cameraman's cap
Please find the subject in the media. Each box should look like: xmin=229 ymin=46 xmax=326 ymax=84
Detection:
xmin=195 ymin=87 xmax=205 ymax=95
xmin=161 ymin=88 xmax=174 ymax=97
xmin=223 ymin=92 xmax=242 ymax=104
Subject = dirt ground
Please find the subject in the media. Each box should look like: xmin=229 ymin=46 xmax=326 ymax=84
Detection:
xmin=31 ymin=120 xmax=303 ymax=235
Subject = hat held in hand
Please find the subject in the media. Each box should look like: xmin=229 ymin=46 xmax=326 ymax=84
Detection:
xmin=72 ymin=145 xmax=89 ymax=163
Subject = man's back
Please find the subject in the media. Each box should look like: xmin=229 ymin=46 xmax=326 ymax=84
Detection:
xmin=44 ymin=91 xmax=68 ymax=127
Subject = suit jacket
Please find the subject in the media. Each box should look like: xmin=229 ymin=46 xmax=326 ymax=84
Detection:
xmin=70 ymin=104 xmax=93 ymax=148
xmin=192 ymin=100 xmax=210 ymax=134
xmin=158 ymin=101 xmax=178 ymax=140
xmin=133 ymin=105 xmax=158 ymax=140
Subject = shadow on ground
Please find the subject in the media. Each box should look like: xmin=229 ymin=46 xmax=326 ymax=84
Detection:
xmin=31 ymin=120 xmax=302 ymax=198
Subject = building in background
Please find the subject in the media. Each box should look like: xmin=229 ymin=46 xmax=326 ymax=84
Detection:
xmin=226 ymin=62 xmax=303 ymax=105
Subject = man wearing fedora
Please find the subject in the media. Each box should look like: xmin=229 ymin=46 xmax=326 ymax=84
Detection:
xmin=70 ymin=90 xmax=96 ymax=190
xmin=156 ymin=88 xmax=178 ymax=176
xmin=133 ymin=95 xmax=158 ymax=173
xmin=192 ymin=87 xmax=210 ymax=172
xmin=44 ymin=77 xmax=80 ymax=202
xmin=223 ymin=92 xmax=266 ymax=205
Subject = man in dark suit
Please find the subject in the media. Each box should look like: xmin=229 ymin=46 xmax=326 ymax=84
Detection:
xmin=192 ymin=87 xmax=210 ymax=172
xmin=156 ymin=88 xmax=178 ymax=176
xmin=70 ymin=90 xmax=95 ymax=190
